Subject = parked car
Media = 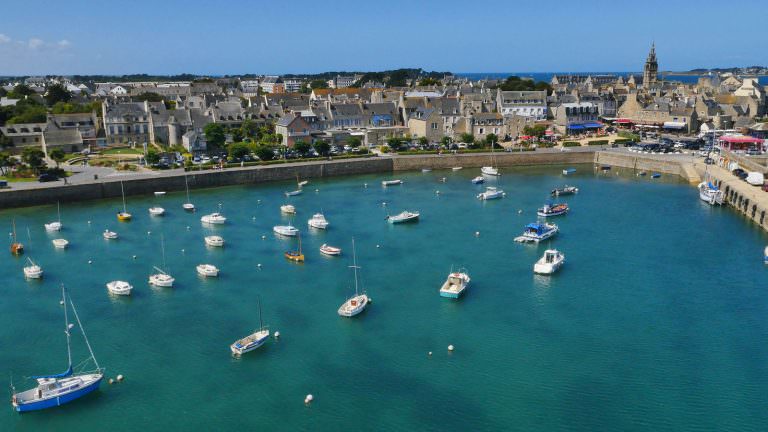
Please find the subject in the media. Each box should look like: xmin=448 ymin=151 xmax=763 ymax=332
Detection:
xmin=38 ymin=173 xmax=59 ymax=182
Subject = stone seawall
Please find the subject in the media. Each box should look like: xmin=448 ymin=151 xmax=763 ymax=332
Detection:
xmin=594 ymin=151 xmax=701 ymax=184
xmin=392 ymin=150 xmax=595 ymax=171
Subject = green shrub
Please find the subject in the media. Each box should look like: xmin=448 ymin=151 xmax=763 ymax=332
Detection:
xmin=588 ymin=140 xmax=608 ymax=146
xmin=563 ymin=141 xmax=581 ymax=147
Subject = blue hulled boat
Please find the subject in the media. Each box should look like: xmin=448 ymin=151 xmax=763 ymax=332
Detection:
xmin=12 ymin=285 xmax=104 ymax=413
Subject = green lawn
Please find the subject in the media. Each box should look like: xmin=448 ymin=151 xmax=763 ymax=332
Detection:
xmin=0 ymin=176 xmax=37 ymax=183
xmin=101 ymin=147 xmax=144 ymax=155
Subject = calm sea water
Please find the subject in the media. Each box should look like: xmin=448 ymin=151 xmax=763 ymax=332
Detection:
xmin=457 ymin=72 xmax=768 ymax=85
xmin=2 ymin=166 xmax=768 ymax=431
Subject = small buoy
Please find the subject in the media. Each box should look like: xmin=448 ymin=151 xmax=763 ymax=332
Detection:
xmin=186 ymin=226 xmax=190 ymax=230
xmin=435 ymin=190 xmax=440 ymax=195
xmin=428 ymin=351 xmax=433 ymax=356
xmin=147 ymin=231 xmax=151 ymax=235
xmin=517 ymin=210 xmax=522 ymax=214
xmin=368 ymin=298 xmax=372 ymax=303
xmin=87 ymin=221 xmax=91 ymax=224
xmin=474 ymin=231 xmax=480 ymax=237
xmin=88 ymin=260 xmax=92 ymax=264
xmin=382 ymin=202 xmax=387 ymax=206
xmin=108 ymin=378 xmax=114 ymax=385
xmin=448 ymin=344 xmax=454 ymax=352
xmin=257 ymin=263 xmax=262 ymax=268
xmin=181 ymin=249 xmax=185 ymax=253
xmin=261 ymin=235 xmax=266 ymax=240
xmin=364 ymin=183 xmax=368 ymax=188
xmin=252 ymin=216 xmax=256 ymax=220
xmin=257 ymin=200 xmax=261 ymax=204
xmin=116 ymin=374 xmax=124 ymax=382
xmin=274 ymin=331 xmax=280 ymax=338
xmin=132 ymin=255 xmax=137 ymax=259
xmin=59 ymin=300 xmax=64 ymax=305
xmin=315 ymin=189 xmax=319 ymax=193
xmin=376 ymin=244 xmax=380 ymax=248
xmin=305 ymin=394 xmax=314 ymax=404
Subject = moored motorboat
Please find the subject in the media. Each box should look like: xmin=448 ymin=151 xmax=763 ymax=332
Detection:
xmin=23 ymin=257 xmax=43 ymax=279
xmin=514 ymin=222 xmax=559 ymax=243
xmin=387 ymin=210 xmax=420 ymax=224
xmin=285 ymin=189 xmax=303 ymax=197
xmin=651 ymin=173 xmax=661 ymax=179
xmin=201 ymin=212 xmax=226 ymax=225
xmin=452 ymin=167 xmax=463 ymax=171
xmin=52 ymin=238 xmax=69 ymax=249
xmin=148 ymin=207 xmax=165 ymax=216
xmin=320 ymin=244 xmax=341 ymax=256
xmin=44 ymin=202 xmax=63 ymax=231
xmin=537 ymin=203 xmax=569 ymax=217
xmin=205 ymin=235 xmax=225 ymax=247
xmin=551 ymin=185 xmax=579 ymax=196
xmin=382 ymin=179 xmax=403 ymax=186
xmin=481 ymin=166 xmax=500 ymax=176
xmin=439 ymin=269 xmax=470 ymax=298
xmin=106 ymin=280 xmax=132 ymax=296
xmin=308 ymin=213 xmax=329 ymax=229
xmin=148 ymin=270 xmax=175 ymax=287
xmin=421 ymin=168 xmax=432 ymax=173
xmin=280 ymin=204 xmax=296 ymax=214
xmin=477 ymin=186 xmax=505 ymax=200
xmin=11 ymin=285 xmax=104 ymax=412
xmin=562 ymin=168 xmax=576 ymax=175
xmin=471 ymin=176 xmax=485 ymax=184
xmin=273 ymin=224 xmax=299 ymax=237
xmin=196 ymin=264 xmax=219 ymax=277
xmin=154 ymin=191 xmax=166 ymax=196
xmin=533 ymin=249 xmax=565 ymax=274
xmin=698 ymin=181 xmax=724 ymax=205
xmin=103 ymin=230 xmax=118 ymax=240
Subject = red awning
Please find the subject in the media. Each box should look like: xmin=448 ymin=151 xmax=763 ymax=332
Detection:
xmin=615 ymin=118 xmax=632 ymax=124
xmin=545 ymin=130 xmax=553 ymax=135
xmin=720 ymin=136 xmax=763 ymax=144
xmin=519 ymin=135 xmax=533 ymax=140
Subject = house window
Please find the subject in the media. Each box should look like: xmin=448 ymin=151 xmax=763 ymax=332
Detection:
xmin=431 ymin=122 xmax=438 ymax=130
xmin=478 ymin=128 xmax=484 ymax=134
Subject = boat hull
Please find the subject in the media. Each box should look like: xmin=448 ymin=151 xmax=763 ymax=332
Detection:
xmin=14 ymin=375 xmax=102 ymax=413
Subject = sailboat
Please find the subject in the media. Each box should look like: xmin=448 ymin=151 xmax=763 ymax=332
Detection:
xmin=11 ymin=285 xmax=104 ymax=412
xmin=284 ymin=232 xmax=305 ymax=262
xmin=338 ymin=238 xmax=369 ymax=317
xmin=481 ymin=142 xmax=500 ymax=176
xmin=23 ymin=257 xmax=43 ymax=279
xmin=285 ymin=174 xmax=304 ymax=196
xmin=117 ymin=181 xmax=132 ymax=221
xmin=10 ymin=219 xmax=24 ymax=255
xmin=45 ymin=202 xmax=63 ymax=231
xmin=230 ymin=298 xmax=270 ymax=356
xmin=148 ymin=235 xmax=174 ymax=287
xmin=183 ymin=174 xmax=195 ymax=212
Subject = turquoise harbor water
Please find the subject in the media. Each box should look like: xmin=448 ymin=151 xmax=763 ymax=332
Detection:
xmin=2 ymin=166 xmax=768 ymax=431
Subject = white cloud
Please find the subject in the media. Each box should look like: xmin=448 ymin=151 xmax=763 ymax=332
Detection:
xmin=57 ymin=39 xmax=71 ymax=48
xmin=28 ymin=38 xmax=44 ymax=49
xmin=0 ymin=34 xmax=10 ymax=44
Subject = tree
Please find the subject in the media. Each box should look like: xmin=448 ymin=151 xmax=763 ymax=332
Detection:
xmin=228 ymin=142 xmax=250 ymax=160
xmin=387 ymin=137 xmax=403 ymax=151
xmin=21 ymin=147 xmax=46 ymax=173
xmin=293 ymin=140 xmax=311 ymax=157
xmin=418 ymin=136 xmax=429 ymax=146
xmin=485 ymin=133 xmax=499 ymax=147
xmin=135 ymin=92 xmax=164 ymax=102
xmin=254 ymin=145 xmax=275 ymax=161
xmin=48 ymin=148 xmax=66 ymax=167
xmin=240 ymin=119 xmax=259 ymax=139
xmin=309 ymin=80 xmax=329 ymax=89
xmin=497 ymin=76 xmax=551 ymax=92
xmin=230 ymin=128 xmax=244 ymax=143
xmin=459 ymin=133 xmax=474 ymax=145
xmin=347 ymin=136 xmax=362 ymax=148
xmin=8 ymin=84 xmax=35 ymax=99
xmin=145 ymin=149 xmax=160 ymax=165
xmin=0 ymin=134 xmax=12 ymax=148
xmin=0 ymin=151 xmax=12 ymax=175
xmin=441 ymin=136 xmax=451 ymax=147
xmin=44 ymin=83 xmax=72 ymax=106
xmin=314 ymin=140 xmax=331 ymax=156
xmin=204 ymin=123 xmax=226 ymax=148
xmin=523 ymin=124 xmax=547 ymax=138
xmin=418 ymin=77 xmax=441 ymax=86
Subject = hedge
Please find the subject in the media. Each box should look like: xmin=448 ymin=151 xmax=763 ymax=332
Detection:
xmin=563 ymin=141 xmax=581 ymax=147
xmin=184 ymin=154 xmax=375 ymax=171
xmin=587 ymin=140 xmax=608 ymax=146
xmin=613 ymin=138 xmax=634 ymax=144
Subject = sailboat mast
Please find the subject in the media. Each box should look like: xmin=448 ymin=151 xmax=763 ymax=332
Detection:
xmin=69 ymin=293 xmax=100 ymax=371
xmin=258 ymin=297 xmax=263 ymax=331
xmin=57 ymin=201 xmax=61 ymax=224
xmin=161 ymin=234 xmax=167 ymax=272
xmin=120 ymin=181 xmax=127 ymax=213
xmin=62 ymin=285 xmax=72 ymax=370
xmin=351 ymin=238 xmax=360 ymax=296
xmin=185 ymin=175 xmax=191 ymax=202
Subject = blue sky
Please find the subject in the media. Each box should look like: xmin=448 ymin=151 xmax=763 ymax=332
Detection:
xmin=0 ymin=0 xmax=764 ymax=75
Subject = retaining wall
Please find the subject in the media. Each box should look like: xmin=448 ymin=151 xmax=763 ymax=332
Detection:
xmin=594 ymin=151 xmax=701 ymax=184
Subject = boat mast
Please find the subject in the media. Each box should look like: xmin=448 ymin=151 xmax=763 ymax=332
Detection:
xmin=185 ymin=175 xmax=191 ymax=203
xmin=57 ymin=201 xmax=61 ymax=224
xmin=68 ymin=290 xmax=100 ymax=371
xmin=62 ymin=284 xmax=72 ymax=372
xmin=258 ymin=297 xmax=263 ymax=331
xmin=120 ymin=181 xmax=127 ymax=214
xmin=160 ymin=234 xmax=167 ymax=273
xmin=350 ymin=238 xmax=361 ymax=296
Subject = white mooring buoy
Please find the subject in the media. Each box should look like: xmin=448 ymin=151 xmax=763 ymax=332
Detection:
xmin=474 ymin=231 xmax=480 ymax=237
xmin=108 ymin=378 xmax=114 ymax=385
xmin=448 ymin=344 xmax=455 ymax=352
xmin=116 ymin=374 xmax=124 ymax=382
xmin=274 ymin=331 xmax=280 ymax=338
xmin=428 ymin=351 xmax=433 ymax=357
xmin=88 ymin=260 xmax=92 ymax=264
xmin=305 ymin=394 xmax=314 ymax=404
xmin=132 ymin=255 xmax=137 ymax=259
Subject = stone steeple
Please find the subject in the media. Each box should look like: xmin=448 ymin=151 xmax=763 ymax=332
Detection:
xmin=643 ymin=43 xmax=658 ymax=87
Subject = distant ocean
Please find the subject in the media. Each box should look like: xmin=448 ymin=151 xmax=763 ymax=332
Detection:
xmin=456 ymin=72 xmax=768 ymax=85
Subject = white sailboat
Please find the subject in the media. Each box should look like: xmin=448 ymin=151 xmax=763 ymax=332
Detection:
xmin=230 ymin=298 xmax=270 ymax=356
xmin=148 ymin=235 xmax=174 ymax=287
xmin=205 ymin=235 xmax=225 ymax=247
xmin=338 ymin=238 xmax=369 ymax=317
xmin=23 ymin=257 xmax=43 ymax=279
xmin=103 ymin=229 xmax=118 ymax=240
xmin=273 ymin=224 xmax=299 ymax=237
xmin=196 ymin=264 xmax=219 ymax=277
xmin=477 ymin=186 xmax=505 ymax=200
xmin=183 ymin=174 xmax=195 ymax=212
xmin=698 ymin=181 xmax=724 ymax=205
xmin=201 ymin=204 xmax=226 ymax=225
xmin=117 ymin=181 xmax=132 ymax=221
xmin=44 ymin=202 xmax=62 ymax=231
xmin=481 ymin=142 xmax=500 ymax=176
xmin=52 ymin=238 xmax=69 ymax=249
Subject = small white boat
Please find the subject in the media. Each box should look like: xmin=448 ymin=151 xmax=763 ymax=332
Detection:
xmin=533 ymin=249 xmax=565 ymax=275
xmin=52 ymin=238 xmax=69 ymax=249
xmin=148 ymin=207 xmax=165 ymax=216
xmin=698 ymin=181 xmax=724 ymax=206
xmin=562 ymin=168 xmax=576 ymax=175
xmin=201 ymin=212 xmax=226 ymax=225
xmin=481 ymin=166 xmax=500 ymax=176
xmin=308 ymin=213 xmax=329 ymax=229
xmin=471 ymin=176 xmax=485 ymax=184
xmin=320 ymin=244 xmax=342 ymax=256
xmin=103 ymin=230 xmax=118 ymax=240
xmin=764 ymin=246 xmax=768 ymax=264
xmin=45 ymin=202 xmax=63 ymax=231
xmin=421 ymin=168 xmax=432 ymax=173
xmin=273 ymin=225 xmax=299 ymax=237
xmin=196 ymin=264 xmax=219 ymax=277
xmin=477 ymin=186 xmax=505 ymax=200
xmin=387 ymin=210 xmax=420 ymax=224
xmin=452 ymin=167 xmax=463 ymax=171
xmin=117 ymin=181 xmax=132 ymax=221
xmin=23 ymin=258 xmax=43 ymax=279
xmin=205 ymin=235 xmax=225 ymax=247
xmin=298 ymin=180 xmax=309 ymax=187
xmin=183 ymin=203 xmax=196 ymax=212
xmin=537 ymin=203 xmax=569 ymax=217
xmin=338 ymin=239 xmax=369 ymax=317
xmin=439 ymin=269 xmax=470 ymax=298
xmin=551 ymin=185 xmax=579 ymax=196
xmin=154 ymin=191 xmax=166 ymax=196
xmin=381 ymin=179 xmax=403 ymax=186
xmin=148 ymin=270 xmax=175 ymax=287
xmin=106 ymin=280 xmax=132 ymax=296
xmin=230 ymin=299 xmax=269 ymax=356
xmin=280 ymin=204 xmax=296 ymax=214
xmin=514 ymin=222 xmax=559 ymax=243
xmin=285 ymin=189 xmax=303 ymax=197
